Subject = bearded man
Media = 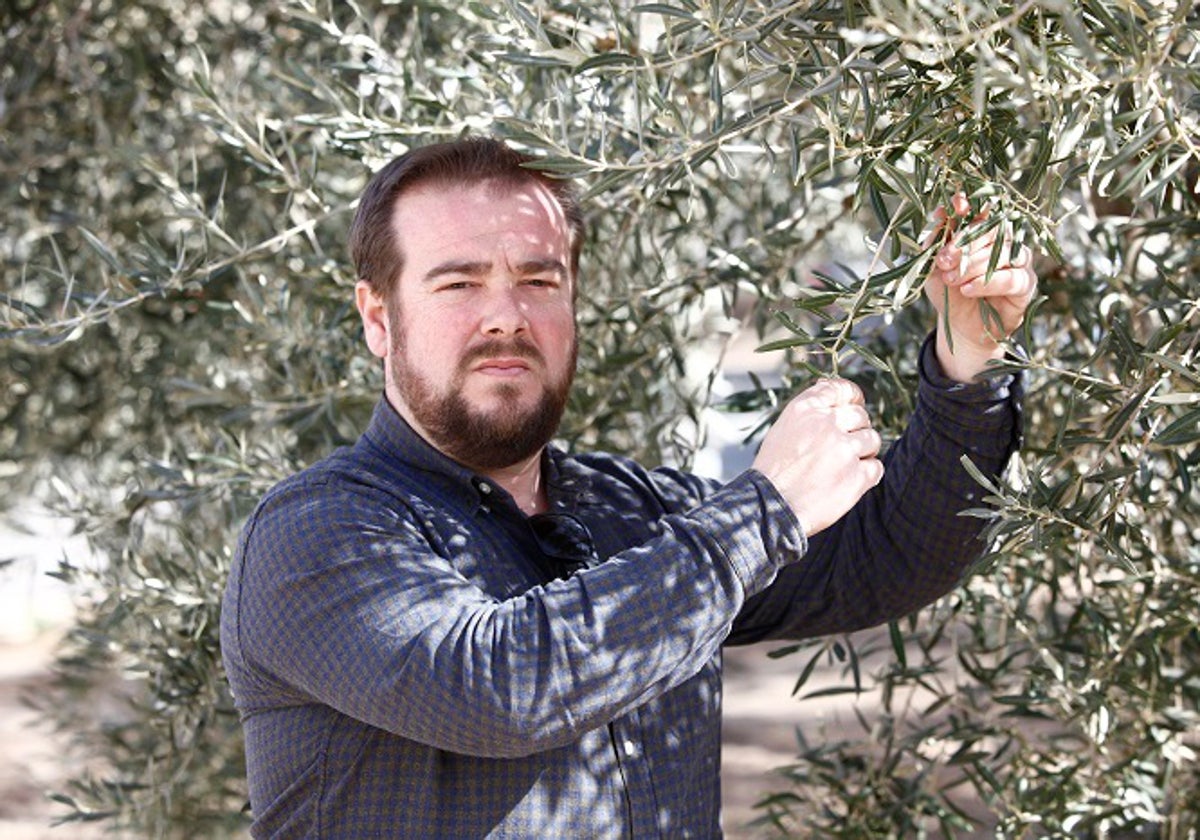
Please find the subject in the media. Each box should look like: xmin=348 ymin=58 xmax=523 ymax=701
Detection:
xmin=221 ymin=137 xmax=1037 ymax=838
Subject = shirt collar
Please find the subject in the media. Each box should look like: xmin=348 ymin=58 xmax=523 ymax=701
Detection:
xmin=359 ymin=396 xmax=489 ymax=512
xmin=358 ymin=396 xmax=595 ymax=514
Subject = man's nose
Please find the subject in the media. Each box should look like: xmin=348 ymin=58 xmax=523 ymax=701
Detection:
xmin=480 ymin=283 xmax=529 ymax=336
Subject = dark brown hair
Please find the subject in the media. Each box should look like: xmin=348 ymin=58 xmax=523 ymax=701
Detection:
xmin=348 ymin=137 xmax=585 ymax=296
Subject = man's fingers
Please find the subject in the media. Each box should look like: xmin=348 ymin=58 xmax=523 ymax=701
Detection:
xmin=959 ymin=266 xmax=1038 ymax=299
xmin=864 ymin=455 xmax=885 ymax=487
xmin=834 ymin=403 xmax=872 ymax=433
xmin=925 ymin=192 xmax=993 ymax=252
xmin=935 ymin=243 xmax=961 ymax=271
xmin=755 ymin=377 xmax=884 ymax=535
xmin=854 ymin=427 xmax=883 ymax=459
xmin=799 ymin=377 xmax=864 ymax=408
xmin=958 ymin=241 xmax=1028 ymax=278
xmin=936 ymin=237 xmax=1033 ymax=288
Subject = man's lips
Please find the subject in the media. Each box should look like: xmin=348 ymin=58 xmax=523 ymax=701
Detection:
xmin=463 ymin=339 xmax=543 ymax=379
xmin=472 ymin=357 xmax=533 ymax=376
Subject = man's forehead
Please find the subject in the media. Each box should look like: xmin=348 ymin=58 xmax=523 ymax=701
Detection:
xmin=390 ymin=178 xmax=573 ymax=282
xmin=400 ymin=178 xmax=566 ymax=226
xmin=391 ymin=179 xmax=566 ymax=258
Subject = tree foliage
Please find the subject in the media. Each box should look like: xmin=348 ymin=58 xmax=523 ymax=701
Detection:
xmin=2 ymin=0 xmax=1197 ymax=836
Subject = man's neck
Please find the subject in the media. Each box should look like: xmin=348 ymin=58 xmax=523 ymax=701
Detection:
xmin=483 ymin=452 xmax=548 ymax=516
xmin=385 ymin=392 xmax=550 ymax=515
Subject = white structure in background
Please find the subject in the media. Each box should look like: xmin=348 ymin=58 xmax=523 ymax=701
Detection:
xmin=0 ymin=503 xmax=89 ymax=644
xmin=678 ymin=287 xmax=786 ymax=482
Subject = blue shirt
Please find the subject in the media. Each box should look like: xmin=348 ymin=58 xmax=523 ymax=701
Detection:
xmin=221 ymin=337 xmax=1022 ymax=838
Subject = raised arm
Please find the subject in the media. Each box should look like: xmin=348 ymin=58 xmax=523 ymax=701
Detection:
xmin=730 ymin=196 xmax=1037 ymax=643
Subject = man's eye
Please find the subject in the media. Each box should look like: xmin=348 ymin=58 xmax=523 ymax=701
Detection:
xmin=524 ymin=277 xmax=558 ymax=288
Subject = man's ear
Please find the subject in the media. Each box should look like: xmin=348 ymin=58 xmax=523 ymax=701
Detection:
xmin=355 ymin=281 xmax=390 ymax=360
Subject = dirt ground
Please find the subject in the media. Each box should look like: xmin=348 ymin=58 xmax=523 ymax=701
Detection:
xmin=721 ymin=642 xmax=838 ymax=839
xmin=1 ymin=629 xmax=831 ymax=839
xmin=0 ymin=632 xmax=108 ymax=840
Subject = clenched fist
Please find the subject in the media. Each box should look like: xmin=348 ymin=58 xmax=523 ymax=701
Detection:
xmin=752 ymin=378 xmax=884 ymax=536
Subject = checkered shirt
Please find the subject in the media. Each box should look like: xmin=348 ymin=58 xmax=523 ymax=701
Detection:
xmin=220 ymin=336 xmax=1022 ymax=838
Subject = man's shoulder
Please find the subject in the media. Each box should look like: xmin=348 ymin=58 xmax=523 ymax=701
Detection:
xmin=258 ymin=444 xmax=371 ymax=499
xmin=249 ymin=441 xmax=433 ymax=530
xmin=556 ymin=448 xmax=724 ymax=514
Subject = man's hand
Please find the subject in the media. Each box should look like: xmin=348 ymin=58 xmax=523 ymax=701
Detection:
xmin=752 ymin=378 xmax=884 ymax=536
xmin=924 ymin=194 xmax=1038 ymax=382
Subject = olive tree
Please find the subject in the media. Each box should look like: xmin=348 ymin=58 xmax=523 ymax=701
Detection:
xmin=2 ymin=0 xmax=1197 ymax=836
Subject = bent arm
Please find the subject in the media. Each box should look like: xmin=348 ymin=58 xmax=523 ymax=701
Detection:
xmin=730 ymin=335 xmax=1023 ymax=644
xmin=223 ymin=470 xmax=802 ymax=758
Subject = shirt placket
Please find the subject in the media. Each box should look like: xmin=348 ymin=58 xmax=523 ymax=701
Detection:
xmin=608 ymin=710 xmax=661 ymax=838
xmin=476 ymin=464 xmax=672 ymax=836
xmin=542 ymin=481 xmax=658 ymax=836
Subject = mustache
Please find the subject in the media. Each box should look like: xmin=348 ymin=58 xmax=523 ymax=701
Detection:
xmin=461 ymin=337 xmax=544 ymax=367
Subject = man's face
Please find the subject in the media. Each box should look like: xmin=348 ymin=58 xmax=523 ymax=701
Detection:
xmin=360 ymin=178 xmax=578 ymax=471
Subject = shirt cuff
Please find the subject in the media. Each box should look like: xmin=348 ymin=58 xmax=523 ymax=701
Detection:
xmin=917 ymin=332 xmax=1025 ymax=456
xmin=686 ymin=469 xmax=807 ymax=597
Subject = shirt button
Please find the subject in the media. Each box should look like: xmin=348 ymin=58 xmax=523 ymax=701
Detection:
xmin=623 ymin=740 xmax=636 ymax=757
xmin=477 ymin=481 xmax=492 ymax=495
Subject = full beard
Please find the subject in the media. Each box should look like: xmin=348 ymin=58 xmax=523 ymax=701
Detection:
xmin=390 ymin=332 xmax=576 ymax=472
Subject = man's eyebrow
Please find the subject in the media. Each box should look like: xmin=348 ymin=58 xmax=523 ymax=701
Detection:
xmin=514 ymin=258 xmax=567 ymax=277
xmin=422 ymin=260 xmax=492 ymax=282
xmin=421 ymin=257 xmax=568 ymax=282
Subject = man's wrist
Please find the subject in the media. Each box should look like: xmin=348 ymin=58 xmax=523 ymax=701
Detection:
xmin=935 ymin=329 xmax=1006 ymax=383
xmin=917 ymin=332 xmax=1025 ymax=458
